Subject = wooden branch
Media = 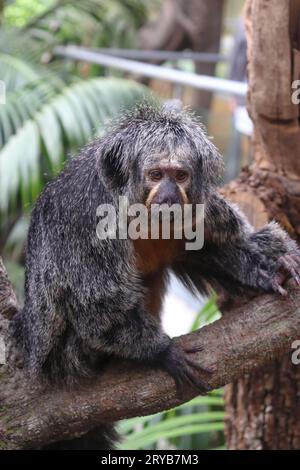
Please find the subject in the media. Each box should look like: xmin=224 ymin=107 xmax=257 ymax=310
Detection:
xmin=1 ymin=258 xmax=300 ymax=449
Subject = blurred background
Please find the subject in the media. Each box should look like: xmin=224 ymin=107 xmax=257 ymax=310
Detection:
xmin=0 ymin=0 xmax=251 ymax=450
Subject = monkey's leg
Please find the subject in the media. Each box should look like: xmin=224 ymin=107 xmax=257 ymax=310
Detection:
xmin=67 ymin=298 xmax=211 ymax=394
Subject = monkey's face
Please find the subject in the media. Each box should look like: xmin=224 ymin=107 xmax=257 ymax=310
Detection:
xmin=98 ymin=105 xmax=222 ymax=210
xmin=139 ymin=152 xmax=196 ymax=235
xmin=143 ymin=161 xmax=190 ymax=209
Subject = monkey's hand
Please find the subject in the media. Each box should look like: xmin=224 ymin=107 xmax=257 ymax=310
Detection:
xmin=202 ymin=194 xmax=300 ymax=297
xmin=157 ymin=341 xmax=212 ymax=397
xmin=253 ymin=224 xmax=300 ymax=295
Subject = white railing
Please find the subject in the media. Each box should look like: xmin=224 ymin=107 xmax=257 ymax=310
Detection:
xmin=54 ymin=45 xmax=247 ymax=98
xmin=85 ymin=48 xmax=226 ymax=63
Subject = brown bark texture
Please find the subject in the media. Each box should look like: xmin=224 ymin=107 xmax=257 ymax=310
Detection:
xmin=224 ymin=0 xmax=300 ymax=450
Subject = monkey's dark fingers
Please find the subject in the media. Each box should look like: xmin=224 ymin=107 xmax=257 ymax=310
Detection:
xmin=258 ymin=269 xmax=269 ymax=280
xmin=270 ymin=272 xmax=288 ymax=296
xmin=167 ymin=362 xmax=209 ymax=397
xmin=173 ymin=375 xmax=185 ymax=399
xmin=183 ymin=345 xmax=214 ymax=373
xmin=184 ymin=344 xmax=204 ymax=354
xmin=182 ymin=365 xmax=211 ymax=394
xmin=278 ymin=255 xmax=300 ymax=286
xmin=278 ymin=254 xmax=297 ymax=272
xmin=159 ymin=342 xmax=210 ymax=395
xmin=173 ymin=370 xmax=208 ymax=399
xmin=282 ymin=253 xmax=300 ymax=266
xmin=257 ymin=268 xmax=278 ymax=292
xmin=185 ymin=357 xmax=214 ymax=375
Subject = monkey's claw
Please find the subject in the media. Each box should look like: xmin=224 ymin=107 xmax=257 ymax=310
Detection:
xmin=159 ymin=341 xmax=212 ymax=397
xmin=259 ymin=251 xmax=300 ymax=296
xmin=271 ymin=252 xmax=300 ymax=295
xmin=270 ymin=274 xmax=288 ymax=296
xmin=278 ymin=253 xmax=300 ymax=287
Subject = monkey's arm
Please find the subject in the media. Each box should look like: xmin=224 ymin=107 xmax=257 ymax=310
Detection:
xmin=179 ymin=192 xmax=300 ymax=296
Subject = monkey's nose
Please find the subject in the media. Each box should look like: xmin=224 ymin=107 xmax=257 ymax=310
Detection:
xmin=155 ymin=194 xmax=180 ymax=206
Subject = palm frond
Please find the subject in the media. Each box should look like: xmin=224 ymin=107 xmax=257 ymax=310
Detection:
xmin=191 ymin=293 xmax=221 ymax=330
xmin=0 ymin=77 xmax=151 ymax=215
xmin=0 ymin=53 xmax=42 ymax=91
xmin=118 ymin=393 xmax=225 ymax=450
xmin=5 ymin=0 xmax=149 ymax=49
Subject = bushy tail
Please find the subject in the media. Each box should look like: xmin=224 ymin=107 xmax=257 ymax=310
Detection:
xmin=42 ymin=424 xmax=118 ymax=450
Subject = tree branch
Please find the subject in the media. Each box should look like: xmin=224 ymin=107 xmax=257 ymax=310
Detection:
xmin=0 ymin=257 xmax=300 ymax=449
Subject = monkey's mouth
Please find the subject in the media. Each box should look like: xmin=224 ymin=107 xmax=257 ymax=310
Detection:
xmin=147 ymin=203 xmax=184 ymax=217
xmin=147 ymin=206 xmax=187 ymax=230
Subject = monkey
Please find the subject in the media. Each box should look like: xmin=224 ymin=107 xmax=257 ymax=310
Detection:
xmin=13 ymin=103 xmax=300 ymax=449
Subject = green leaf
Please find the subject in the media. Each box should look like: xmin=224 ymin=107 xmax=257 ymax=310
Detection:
xmin=125 ymin=412 xmax=225 ymax=438
xmin=191 ymin=293 xmax=221 ymax=331
xmin=36 ymin=105 xmax=64 ymax=173
xmin=120 ymin=422 xmax=225 ymax=450
xmin=0 ymin=53 xmax=41 ymax=89
xmin=0 ymin=120 xmax=40 ymax=212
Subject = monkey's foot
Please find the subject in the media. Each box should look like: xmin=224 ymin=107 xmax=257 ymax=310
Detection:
xmin=158 ymin=341 xmax=212 ymax=398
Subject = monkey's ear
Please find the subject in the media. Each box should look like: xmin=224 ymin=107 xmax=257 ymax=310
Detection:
xmin=203 ymin=142 xmax=223 ymax=186
xmin=97 ymin=133 xmax=129 ymax=191
xmin=194 ymin=134 xmax=223 ymax=187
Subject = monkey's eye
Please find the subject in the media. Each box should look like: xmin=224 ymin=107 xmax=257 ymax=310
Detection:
xmin=175 ymin=170 xmax=189 ymax=183
xmin=149 ymin=170 xmax=163 ymax=182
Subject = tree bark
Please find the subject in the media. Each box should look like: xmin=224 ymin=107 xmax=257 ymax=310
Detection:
xmin=137 ymin=0 xmax=224 ymax=109
xmin=1 ymin=256 xmax=300 ymax=449
xmin=224 ymin=0 xmax=300 ymax=450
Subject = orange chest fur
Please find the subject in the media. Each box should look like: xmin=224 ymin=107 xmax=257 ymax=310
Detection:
xmin=133 ymin=238 xmax=184 ymax=275
xmin=133 ymin=238 xmax=185 ymax=317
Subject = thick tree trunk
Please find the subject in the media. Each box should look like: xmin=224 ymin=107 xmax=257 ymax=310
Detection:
xmin=137 ymin=0 xmax=224 ymax=109
xmin=224 ymin=0 xmax=300 ymax=449
xmin=225 ymin=358 xmax=300 ymax=449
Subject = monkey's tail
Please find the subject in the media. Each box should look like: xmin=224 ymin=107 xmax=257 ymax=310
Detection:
xmin=42 ymin=424 xmax=119 ymax=450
